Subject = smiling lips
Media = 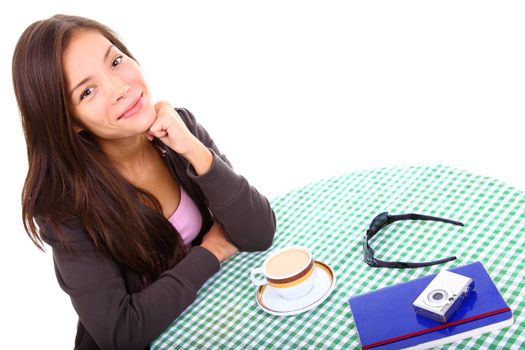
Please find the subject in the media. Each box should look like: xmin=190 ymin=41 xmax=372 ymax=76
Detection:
xmin=118 ymin=93 xmax=144 ymax=120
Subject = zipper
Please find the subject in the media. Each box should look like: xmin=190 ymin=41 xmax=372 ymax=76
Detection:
xmin=151 ymin=137 xmax=167 ymax=158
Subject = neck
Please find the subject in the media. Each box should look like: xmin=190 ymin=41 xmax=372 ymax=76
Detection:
xmin=98 ymin=135 xmax=157 ymax=182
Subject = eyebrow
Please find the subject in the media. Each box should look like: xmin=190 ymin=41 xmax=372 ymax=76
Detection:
xmin=69 ymin=44 xmax=116 ymax=98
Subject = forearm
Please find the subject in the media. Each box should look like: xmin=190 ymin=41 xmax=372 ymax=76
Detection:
xmin=47 ymin=225 xmax=220 ymax=350
xmin=175 ymin=107 xmax=276 ymax=250
xmin=187 ymin=151 xmax=276 ymax=251
xmin=213 ymin=179 xmax=276 ymax=251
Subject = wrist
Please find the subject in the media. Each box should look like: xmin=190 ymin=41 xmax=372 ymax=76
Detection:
xmin=183 ymin=138 xmax=213 ymax=175
xmin=200 ymin=242 xmax=223 ymax=262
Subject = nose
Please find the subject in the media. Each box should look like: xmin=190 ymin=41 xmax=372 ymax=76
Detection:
xmin=103 ymin=76 xmax=130 ymax=103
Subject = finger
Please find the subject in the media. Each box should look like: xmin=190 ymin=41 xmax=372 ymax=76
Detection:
xmin=148 ymin=128 xmax=168 ymax=138
xmin=155 ymin=101 xmax=172 ymax=114
xmin=148 ymin=117 xmax=169 ymax=135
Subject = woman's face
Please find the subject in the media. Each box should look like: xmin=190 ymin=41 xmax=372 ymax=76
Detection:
xmin=63 ymin=30 xmax=156 ymax=140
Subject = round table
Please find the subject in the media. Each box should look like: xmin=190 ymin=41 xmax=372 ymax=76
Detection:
xmin=152 ymin=165 xmax=524 ymax=349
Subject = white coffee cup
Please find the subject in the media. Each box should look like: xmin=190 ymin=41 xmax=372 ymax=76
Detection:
xmin=250 ymin=246 xmax=317 ymax=299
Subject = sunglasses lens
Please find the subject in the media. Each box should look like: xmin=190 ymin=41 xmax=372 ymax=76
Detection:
xmin=364 ymin=212 xmax=460 ymax=269
xmin=370 ymin=212 xmax=389 ymax=231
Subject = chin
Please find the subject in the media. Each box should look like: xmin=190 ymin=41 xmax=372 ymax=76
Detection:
xmin=137 ymin=102 xmax=157 ymax=131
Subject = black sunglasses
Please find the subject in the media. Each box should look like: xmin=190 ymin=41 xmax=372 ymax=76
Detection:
xmin=363 ymin=212 xmax=464 ymax=268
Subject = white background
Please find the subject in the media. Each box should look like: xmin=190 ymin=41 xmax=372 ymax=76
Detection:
xmin=1 ymin=1 xmax=523 ymax=349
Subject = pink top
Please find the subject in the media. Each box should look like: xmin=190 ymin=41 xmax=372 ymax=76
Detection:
xmin=168 ymin=186 xmax=202 ymax=246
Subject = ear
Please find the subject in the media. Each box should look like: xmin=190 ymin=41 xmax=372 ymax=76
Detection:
xmin=73 ymin=124 xmax=84 ymax=134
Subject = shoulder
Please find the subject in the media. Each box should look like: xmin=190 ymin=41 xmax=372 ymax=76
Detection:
xmin=37 ymin=216 xmax=92 ymax=248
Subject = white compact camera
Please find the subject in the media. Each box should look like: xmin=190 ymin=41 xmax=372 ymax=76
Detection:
xmin=413 ymin=270 xmax=474 ymax=323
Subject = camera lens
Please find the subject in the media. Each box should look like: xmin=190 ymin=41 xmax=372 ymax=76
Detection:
xmin=432 ymin=292 xmax=444 ymax=301
xmin=426 ymin=289 xmax=449 ymax=306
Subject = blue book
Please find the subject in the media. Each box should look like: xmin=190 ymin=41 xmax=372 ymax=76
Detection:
xmin=348 ymin=261 xmax=513 ymax=349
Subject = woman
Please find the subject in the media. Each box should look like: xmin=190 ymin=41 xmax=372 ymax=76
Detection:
xmin=12 ymin=14 xmax=275 ymax=350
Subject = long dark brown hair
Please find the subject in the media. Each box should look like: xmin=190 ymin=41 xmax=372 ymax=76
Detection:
xmin=12 ymin=14 xmax=185 ymax=282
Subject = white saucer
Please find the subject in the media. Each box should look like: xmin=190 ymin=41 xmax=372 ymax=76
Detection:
xmin=255 ymin=261 xmax=336 ymax=316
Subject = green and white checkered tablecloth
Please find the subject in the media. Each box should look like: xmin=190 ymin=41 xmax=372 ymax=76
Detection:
xmin=152 ymin=165 xmax=525 ymax=349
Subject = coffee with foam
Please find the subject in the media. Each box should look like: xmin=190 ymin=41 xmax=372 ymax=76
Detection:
xmin=265 ymin=249 xmax=310 ymax=277
xmin=250 ymin=246 xmax=316 ymax=299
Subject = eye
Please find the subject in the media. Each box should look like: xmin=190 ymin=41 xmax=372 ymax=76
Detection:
xmin=112 ymin=55 xmax=123 ymax=68
xmin=80 ymin=87 xmax=94 ymax=101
